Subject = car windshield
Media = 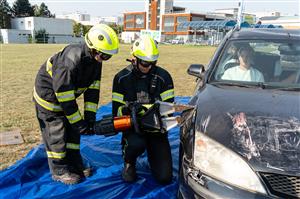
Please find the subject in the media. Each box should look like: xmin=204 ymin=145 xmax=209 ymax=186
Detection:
xmin=212 ymin=40 xmax=300 ymax=88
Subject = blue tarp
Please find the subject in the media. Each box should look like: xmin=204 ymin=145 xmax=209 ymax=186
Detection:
xmin=0 ymin=97 xmax=190 ymax=199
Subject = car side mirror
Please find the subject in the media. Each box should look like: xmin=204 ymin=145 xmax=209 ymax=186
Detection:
xmin=187 ymin=64 xmax=205 ymax=78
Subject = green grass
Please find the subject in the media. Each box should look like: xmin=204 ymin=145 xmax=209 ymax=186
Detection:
xmin=0 ymin=43 xmax=216 ymax=170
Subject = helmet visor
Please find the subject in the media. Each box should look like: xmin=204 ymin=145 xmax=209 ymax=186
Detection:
xmin=94 ymin=50 xmax=112 ymax=61
xmin=140 ymin=59 xmax=156 ymax=68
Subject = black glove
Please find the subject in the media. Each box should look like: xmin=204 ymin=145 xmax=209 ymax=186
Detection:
xmin=126 ymin=102 xmax=145 ymax=114
xmin=77 ymin=121 xmax=95 ymax=135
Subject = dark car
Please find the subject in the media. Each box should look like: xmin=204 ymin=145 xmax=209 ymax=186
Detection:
xmin=178 ymin=28 xmax=300 ymax=199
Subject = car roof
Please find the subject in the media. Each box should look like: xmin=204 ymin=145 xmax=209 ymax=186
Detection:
xmin=229 ymin=28 xmax=300 ymax=40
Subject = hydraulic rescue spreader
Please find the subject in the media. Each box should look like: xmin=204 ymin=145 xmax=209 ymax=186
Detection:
xmin=93 ymin=101 xmax=194 ymax=136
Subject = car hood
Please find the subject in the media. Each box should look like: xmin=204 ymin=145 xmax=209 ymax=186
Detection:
xmin=193 ymin=84 xmax=300 ymax=175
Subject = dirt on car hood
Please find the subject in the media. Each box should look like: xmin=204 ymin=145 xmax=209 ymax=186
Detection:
xmin=194 ymin=84 xmax=300 ymax=175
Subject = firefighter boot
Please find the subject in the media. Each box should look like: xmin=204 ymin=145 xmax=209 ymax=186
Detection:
xmin=82 ymin=167 xmax=93 ymax=177
xmin=122 ymin=162 xmax=137 ymax=182
xmin=52 ymin=170 xmax=81 ymax=185
xmin=67 ymin=149 xmax=93 ymax=178
xmin=70 ymin=166 xmax=93 ymax=178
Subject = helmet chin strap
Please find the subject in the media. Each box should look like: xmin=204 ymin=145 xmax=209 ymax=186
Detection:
xmin=90 ymin=49 xmax=102 ymax=62
xmin=133 ymin=58 xmax=145 ymax=77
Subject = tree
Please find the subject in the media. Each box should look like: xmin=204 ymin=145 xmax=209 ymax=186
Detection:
xmin=82 ymin=24 xmax=92 ymax=35
xmin=33 ymin=2 xmax=54 ymax=18
xmin=0 ymin=0 xmax=13 ymax=29
xmin=108 ymin=23 xmax=123 ymax=35
xmin=12 ymin=0 xmax=34 ymax=17
xmin=34 ymin=29 xmax=49 ymax=43
xmin=73 ymin=22 xmax=92 ymax=37
xmin=0 ymin=0 xmax=12 ymax=28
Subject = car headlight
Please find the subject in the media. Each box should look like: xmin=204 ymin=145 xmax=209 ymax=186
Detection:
xmin=194 ymin=131 xmax=266 ymax=194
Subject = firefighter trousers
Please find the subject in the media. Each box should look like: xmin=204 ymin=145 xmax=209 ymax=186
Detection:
xmin=36 ymin=106 xmax=84 ymax=175
xmin=122 ymin=131 xmax=173 ymax=184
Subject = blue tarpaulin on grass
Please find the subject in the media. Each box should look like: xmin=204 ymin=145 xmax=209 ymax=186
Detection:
xmin=0 ymin=97 xmax=190 ymax=199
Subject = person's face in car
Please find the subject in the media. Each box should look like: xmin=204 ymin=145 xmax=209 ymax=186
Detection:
xmin=238 ymin=48 xmax=253 ymax=69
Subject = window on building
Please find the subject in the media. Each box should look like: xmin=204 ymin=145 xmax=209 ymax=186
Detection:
xmin=126 ymin=22 xmax=134 ymax=29
xmin=176 ymin=16 xmax=189 ymax=32
xmin=165 ymin=1 xmax=173 ymax=10
xmin=163 ymin=16 xmax=174 ymax=32
xmin=125 ymin=14 xmax=135 ymax=29
xmin=135 ymin=14 xmax=145 ymax=28
xmin=28 ymin=21 xmax=31 ymax=28
xmin=192 ymin=16 xmax=204 ymax=21
xmin=126 ymin=15 xmax=134 ymax=21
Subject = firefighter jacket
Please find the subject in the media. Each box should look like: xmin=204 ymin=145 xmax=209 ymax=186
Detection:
xmin=34 ymin=43 xmax=101 ymax=130
xmin=112 ymin=64 xmax=174 ymax=117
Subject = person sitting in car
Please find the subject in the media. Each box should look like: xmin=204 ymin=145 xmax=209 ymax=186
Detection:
xmin=219 ymin=43 xmax=239 ymax=73
xmin=221 ymin=46 xmax=265 ymax=82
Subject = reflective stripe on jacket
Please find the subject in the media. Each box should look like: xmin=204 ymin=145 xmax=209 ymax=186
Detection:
xmin=34 ymin=43 xmax=101 ymax=126
xmin=112 ymin=64 xmax=174 ymax=117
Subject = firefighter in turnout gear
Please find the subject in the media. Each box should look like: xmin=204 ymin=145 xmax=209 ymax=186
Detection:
xmin=112 ymin=35 xmax=175 ymax=184
xmin=34 ymin=24 xmax=119 ymax=184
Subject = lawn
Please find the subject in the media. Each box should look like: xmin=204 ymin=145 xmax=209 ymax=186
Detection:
xmin=0 ymin=43 xmax=216 ymax=170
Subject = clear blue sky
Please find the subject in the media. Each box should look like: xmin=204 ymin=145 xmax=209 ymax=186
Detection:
xmin=7 ymin=0 xmax=300 ymax=17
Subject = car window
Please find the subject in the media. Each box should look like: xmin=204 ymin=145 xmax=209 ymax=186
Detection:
xmin=213 ymin=40 xmax=300 ymax=88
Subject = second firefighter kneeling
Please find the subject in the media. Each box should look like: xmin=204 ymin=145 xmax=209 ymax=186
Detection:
xmin=112 ymin=35 xmax=175 ymax=184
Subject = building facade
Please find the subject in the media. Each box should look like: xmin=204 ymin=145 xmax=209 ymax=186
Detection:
xmin=122 ymin=0 xmax=229 ymax=42
xmin=0 ymin=29 xmax=31 ymax=43
xmin=124 ymin=12 xmax=147 ymax=31
xmin=56 ymin=12 xmax=91 ymax=22
xmin=1 ymin=17 xmax=83 ymax=44
xmin=260 ymin=16 xmax=300 ymax=29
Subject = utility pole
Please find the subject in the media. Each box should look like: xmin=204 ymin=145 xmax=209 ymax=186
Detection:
xmin=237 ymin=0 xmax=245 ymax=28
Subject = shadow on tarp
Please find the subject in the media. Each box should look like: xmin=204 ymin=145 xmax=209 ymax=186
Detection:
xmin=0 ymin=97 xmax=190 ymax=199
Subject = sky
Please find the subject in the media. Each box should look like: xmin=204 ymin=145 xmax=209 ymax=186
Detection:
xmin=6 ymin=0 xmax=300 ymax=17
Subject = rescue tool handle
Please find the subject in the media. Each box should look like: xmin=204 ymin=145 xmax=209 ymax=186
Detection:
xmin=94 ymin=115 xmax=133 ymax=137
xmin=130 ymin=104 xmax=141 ymax=134
xmin=113 ymin=116 xmax=132 ymax=132
xmin=94 ymin=114 xmax=117 ymax=137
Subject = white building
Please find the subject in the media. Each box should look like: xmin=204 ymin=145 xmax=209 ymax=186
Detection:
xmin=56 ymin=12 xmax=90 ymax=22
xmin=212 ymin=8 xmax=256 ymax=24
xmin=1 ymin=17 xmax=84 ymax=44
xmin=260 ymin=16 xmax=300 ymax=29
xmin=252 ymin=11 xmax=281 ymax=19
xmin=0 ymin=29 xmax=31 ymax=43
xmin=57 ymin=12 xmax=124 ymax=26
xmin=12 ymin=17 xmax=73 ymax=35
xmin=97 ymin=16 xmax=123 ymax=25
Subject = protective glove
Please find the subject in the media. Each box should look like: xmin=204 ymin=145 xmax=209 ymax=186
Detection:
xmin=81 ymin=121 xmax=96 ymax=135
xmin=126 ymin=102 xmax=145 ymax=115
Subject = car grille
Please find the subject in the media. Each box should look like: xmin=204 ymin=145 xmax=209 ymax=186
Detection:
xmin=261 ymin=173 xmax=300 ymax=198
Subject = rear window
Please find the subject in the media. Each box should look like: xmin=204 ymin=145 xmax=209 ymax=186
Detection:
xmin=212 ymin=40 xmax=300 ymax=88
